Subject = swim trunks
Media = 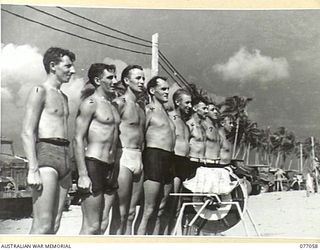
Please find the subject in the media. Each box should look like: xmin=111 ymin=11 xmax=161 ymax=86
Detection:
xmin=36 ymin=138 xmax=70 ymax=179
xmin=117 ymin=148 xmax=143 ymax=176
xmin=173 ymin=155 xmax=190 ymax=181
xmin=83 ymin=157 xmax=118 ymax=196
xmin=143 ymin=147 xmax=174 ymax=184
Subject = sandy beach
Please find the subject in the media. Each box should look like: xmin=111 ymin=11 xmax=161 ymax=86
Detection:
xmin=1 ymin=190 xmax=320 ymax=239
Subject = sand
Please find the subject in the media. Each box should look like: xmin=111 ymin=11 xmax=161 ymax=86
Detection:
xmin=1 ymin=190 xmax=320 ymax=238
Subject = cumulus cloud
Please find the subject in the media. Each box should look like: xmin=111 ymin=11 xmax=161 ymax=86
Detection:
xmin=213 ymin=47 xmax=289 ymax=83
xmin=1 ymin=44 xmax=85 ymax=153
xmin=1 ymin=44 xmax=46 ymax=104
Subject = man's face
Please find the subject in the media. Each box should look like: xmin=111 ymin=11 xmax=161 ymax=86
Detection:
xmin=54 ymin=55 xmax=75 ymax=83
xmin=99 ymin=69 xmax=117 ymax=95
xmin=207 ymin=104 xmax=220 ymax=120
xmin=153 ymin=79 xmax=169 ymax=103
xmin=194 ymin=102 xmax=208 ymax=119
xmin=125 ymin=68 xmax=145 ymax=93
xmin=177 ymin=94 xmax=192 ymax=115
xmin=223 ymin=116 xmax=234 ymax=132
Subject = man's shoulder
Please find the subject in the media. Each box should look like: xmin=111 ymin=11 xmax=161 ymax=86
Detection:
xmin=80 ymin=94 xmax=97 ymax=109
xmin=27 ymin=85 xmax=46 ymax=102
xmin=168 ymin=110 xmax=177 ymax=117
xmin=30 ymin=85 xmax=46 ymax=95
xmin=113 ymin=96 xmax=126 ymax=105
xmin=186 ymin=118 xmax=195 ymax=127
xmin=146 ymin=103 xmax=156 ymax=112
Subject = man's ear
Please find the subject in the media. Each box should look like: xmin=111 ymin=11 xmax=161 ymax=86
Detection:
xmin=49 ymin=61 xmax=56 ymax=73
xmin=174 ymin=99 xmax=180 ymax=107
xmin=123 ymin=77 xmax=129 ymax=86
xmin=94 ymin=76 xmax=101 ymax=86
xmin=149 ymin=87 xmax=155 ymax=95
xmin=192 ymin=105 xmax=197 ymax=112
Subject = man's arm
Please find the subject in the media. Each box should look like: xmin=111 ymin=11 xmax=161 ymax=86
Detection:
xmin=21 ymin=86 xmax=46 ymax=190
xmin=73 ymin=97 xmax=96 ymax=192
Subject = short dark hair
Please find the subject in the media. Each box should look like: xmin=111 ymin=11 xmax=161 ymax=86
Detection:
xmin=146 ymin=76 xmax=167 ymax=95
xmin=87 ymin=63 xmax=116 ymax=87
xmin=43 ymin=47 xmax=75 ymax=74
xmin=172 ymin=89 xmax=191 ymax=108
xmin=192 ymin=96 xmax=207 ymax=107
xmin=121 ymin=65 xmax=143 ymax=84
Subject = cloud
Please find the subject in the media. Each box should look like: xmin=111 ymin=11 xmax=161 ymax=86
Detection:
xmin=1 ymin=44 xmax=85 ymax=153
xmin=213 ymin=47 xmax=289 ymax=84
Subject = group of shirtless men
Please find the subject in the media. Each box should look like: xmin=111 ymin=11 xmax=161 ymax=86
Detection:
xmin=21 ymin=47 xmax=235 ymax=235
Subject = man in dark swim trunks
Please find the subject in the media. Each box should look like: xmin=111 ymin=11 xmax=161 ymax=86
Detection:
xmin=163 ymin=89 xmax=192 ymax=234
xmin=21 ymin=47 xmax=76 ymax=234
xmin=136 ymin=76 xmax=176 ymax=235
xmin=74 ymin=63 xmax=120 ymax=234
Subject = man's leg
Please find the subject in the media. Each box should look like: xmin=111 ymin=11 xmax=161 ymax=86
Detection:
xmin=53 ymin=172 xmax=72 ymax=233
xmin=167 ymin=177 xmax=182 ymax=234
xmin=125 ymin=172 xmax=144 ymax=235
xmin=153 ymin=182 xmax=173 ymax=235
xmin=136 ymin=180 xmax=161 ymax=235
xmin=112 ymin=166 xmax=133 ymax=234
xmin=79 ymin=193 xmax=103 ymax=235
xmin=30 ymin=167 xmax=59 ymax=234
xmin=101 ymin=192 xmax=116 ymax=234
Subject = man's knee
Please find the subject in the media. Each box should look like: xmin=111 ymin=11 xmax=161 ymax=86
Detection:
xmin=143 ymin=205 xmax=156 ymax=218
xmin=83 ymin=222 xmax=102 ymax=235
xmin=32 ymin=215 xmax=54 ymax=234
xmin=127 ymin=208 xmax=136 ymax=222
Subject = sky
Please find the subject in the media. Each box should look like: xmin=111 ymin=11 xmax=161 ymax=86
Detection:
xmin=1 ymin=4 xmax=320 ymax=155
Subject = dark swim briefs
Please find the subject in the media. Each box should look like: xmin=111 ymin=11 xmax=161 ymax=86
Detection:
xmin=173 ymin=155 xmax=191 ymax=181
xmin=81 ymin=157 xmax=118 ymax=196
xmin=36 ymin=138 xmax=71 ymax=179
xmin=143 ymin=147 xmax=174 ymax=184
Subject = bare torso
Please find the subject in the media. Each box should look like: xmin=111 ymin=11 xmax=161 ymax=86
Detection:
xmin=85 ymin=93 xmax=120 ymax=163
xmin=114 ymin=96 xmax=145 ymax=149
xmin=38 ymin=85 xmax=69 ymax=139
xmin=187 ymin=116 xmax=206 ymax=159
xmin=203 ymin=118 xmax=221 ymax=160
xmin=169 ymin=110 xmax=189 ymax=157
xmin=219 ymin=129 xmax=232 ymax=164
xmin=145 ymin=104 xmax=175 ymax=152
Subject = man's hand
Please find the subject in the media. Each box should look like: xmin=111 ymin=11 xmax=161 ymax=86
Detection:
xmin=78 ymin=175 xmax=92 ymax=193
xmin=27 ymin=170 xmax=42 ymax=191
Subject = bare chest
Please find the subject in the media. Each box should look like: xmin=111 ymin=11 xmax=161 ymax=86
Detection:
xmin=95 ymin=102 xmax=120 ymax=125
xmin=44 ymin=91 xmax=68 ymax=117
xmin=122 ymin=102 xmax=145 ymax=126
xmin=205 ymin=125 xmax=220 ymax=141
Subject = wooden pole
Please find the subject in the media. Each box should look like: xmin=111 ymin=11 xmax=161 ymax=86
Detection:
xmin=151 ymin=33 xmax=159 ymax=77
xmin=288 ymin=159 xmax=292 ymax=170
xmin=232 ymin=117 xmax=240 ymax=159
xmin=246 ymin=142 xmax=251 ymax=165
xmin=300 ymin=143 xmax=303 ymax=173
xmin=311 ymin=136 xmax=319 ymax=192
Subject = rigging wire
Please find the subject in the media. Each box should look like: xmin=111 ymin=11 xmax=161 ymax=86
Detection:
xmin=2 ymin=8 xmax=151 ymax=56
xmin=27 ymin=5 xmax=152 ymax=49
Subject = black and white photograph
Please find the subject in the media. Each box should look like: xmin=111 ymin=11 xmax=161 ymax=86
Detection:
xmin=1 ymin=2 xmax=320 ymax=239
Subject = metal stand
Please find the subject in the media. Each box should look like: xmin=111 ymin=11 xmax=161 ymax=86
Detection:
xmin=170 ymin=193 xmax=261 ymax=237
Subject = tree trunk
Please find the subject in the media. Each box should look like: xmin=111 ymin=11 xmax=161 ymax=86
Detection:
xmin=246 ymin=142 xmax=251 ymax=165
xmin=288 ymin=159 xmax=292 ymax=170
xmin=275 ymin=151 xmax=280 ymax=168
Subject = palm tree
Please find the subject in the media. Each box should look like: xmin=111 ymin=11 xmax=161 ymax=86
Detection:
xmin=218 ymin=95 xmax=253 ymax=158
xmin=270 ymin=127 xmax=296 ymax=169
